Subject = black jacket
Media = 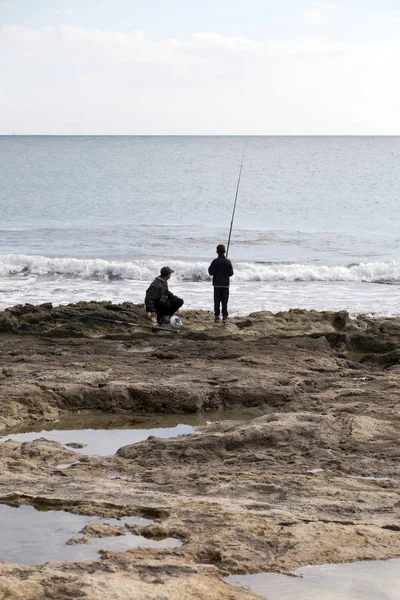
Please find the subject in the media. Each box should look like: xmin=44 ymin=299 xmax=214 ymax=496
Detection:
xmin=145 ymin=277 xmax=176 ymax=312
xmin=208 ymin=255 xmax=234 ymax=287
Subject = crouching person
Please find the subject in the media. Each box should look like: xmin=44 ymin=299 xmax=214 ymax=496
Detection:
xmin=145 ymin=266 xmax=184 ymax=325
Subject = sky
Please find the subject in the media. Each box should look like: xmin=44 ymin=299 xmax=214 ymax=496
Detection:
xmin=1 ymin=0 xmax=400 ymax=134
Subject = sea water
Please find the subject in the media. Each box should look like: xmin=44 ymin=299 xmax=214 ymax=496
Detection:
xmin=1 ymin=135 xmax=400 ymax=315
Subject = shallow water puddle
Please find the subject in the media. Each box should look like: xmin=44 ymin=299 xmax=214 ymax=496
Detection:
xmin=0 ymin=410 xmax=253 ymax=456
xmin=343 ymin=351 xmax=370 ymax=362
xmin=0 ymin=503 xmax=181 ymax=565
xmin=306 ymin=469 xmax=391 ymax=482
xmin=226 ymin=559 xmax=400 ymax=600
xmin=348 ymin=475 xmax=391 ymax=482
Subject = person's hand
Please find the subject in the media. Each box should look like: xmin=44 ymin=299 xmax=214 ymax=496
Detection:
xmin=148 ymin=311 xmax=157 ymax=323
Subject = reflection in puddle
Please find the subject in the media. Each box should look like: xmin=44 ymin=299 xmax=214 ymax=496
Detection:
xmin=226 ymin=559 xmax=400 ymax=600
xmin=0 ymin=504 xmax=181 ymax=565
xmin=1 ymin=411 xmax=254 ymax=456
xmin=348 ymin=475 xmax=391 ymax=482
xmin=2 ymin=424 xmax=195 ymax=456
xmin=56 ymin=461 xmax=81 ymax=469
xmin=306 ymin=470 xmax=390 ymax=482
xmin=342 ymin=351 xmax=370 ymax=362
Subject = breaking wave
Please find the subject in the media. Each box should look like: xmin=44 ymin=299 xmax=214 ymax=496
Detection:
xmin=1 ymin=254 xmax=400 ymax=284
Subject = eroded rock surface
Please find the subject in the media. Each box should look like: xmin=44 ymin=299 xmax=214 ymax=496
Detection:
xmin=0 ymin=302 xmax=399 ymax=599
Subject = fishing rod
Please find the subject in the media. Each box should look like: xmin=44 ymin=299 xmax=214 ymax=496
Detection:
xmin=50 ymin=310 xmax=180 ymax=334
xmin=226 ymin=144 xmax=246 ymax=257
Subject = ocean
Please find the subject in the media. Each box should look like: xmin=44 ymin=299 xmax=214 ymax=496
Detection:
xmin=1 ymin=135 xmax=400 ymax=315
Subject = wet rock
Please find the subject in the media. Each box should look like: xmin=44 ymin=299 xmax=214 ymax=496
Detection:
xmin=66 ymin=536 xmax=90 ymax=545
xmin=80 ymin=523 xmax=126 ymax=538
xmin=65 ymin=442 xmax=87 ymax=449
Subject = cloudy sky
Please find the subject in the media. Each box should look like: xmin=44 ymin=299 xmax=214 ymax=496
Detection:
xmin=1 ymin=1 xmax=399 ymax=134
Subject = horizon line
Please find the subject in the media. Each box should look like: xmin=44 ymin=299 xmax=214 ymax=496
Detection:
xmin=1 ymin=133 xmax=400 ymax=137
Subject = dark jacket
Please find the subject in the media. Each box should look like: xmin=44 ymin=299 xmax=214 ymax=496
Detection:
xmin=145 ymin=277 xmax=176 ymax=312
xmin=208 ymin=255 xmax=234 ymax=287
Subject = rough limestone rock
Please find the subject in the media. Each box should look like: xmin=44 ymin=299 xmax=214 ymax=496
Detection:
xmin=0 ymin=302 xmax=399 ymax=598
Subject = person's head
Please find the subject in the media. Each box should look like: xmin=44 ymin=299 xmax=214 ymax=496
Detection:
xmin=160 ymin=266 xmax=174 ymax=280
xmin=216 ymin=244 xmax=226 ymax=255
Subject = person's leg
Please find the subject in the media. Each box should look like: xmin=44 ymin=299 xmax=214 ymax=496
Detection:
xmin=221 ymin=288 xmax=229 ymax=321
xmin=214 ymin=288 xmax=221 ymax=321
xmin=169 ymin=297 xmax=184 ymax=316
xmin=154 ymin=298 xmax=172 ymax=323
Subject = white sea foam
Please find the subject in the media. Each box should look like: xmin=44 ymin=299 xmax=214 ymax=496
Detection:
xmin=1 ymin=254 xmax=400 ymax=284
xmin=2 ymin=254 xmax=400 ymax=316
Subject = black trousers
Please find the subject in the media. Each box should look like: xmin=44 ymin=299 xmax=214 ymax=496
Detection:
xmin=213 ymin=287 xmax=229 ymax=319
xmin=154 ymin=297 xmax=184 ymax=322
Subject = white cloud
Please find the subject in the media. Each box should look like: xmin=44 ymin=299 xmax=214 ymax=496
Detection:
xmin=0 ymin=24 xmax=391 ymax=67
xmin=304 ymin=3 xmax=340 ymax=26
xmin=0 ymin=25 xmax=399 ymax=134
xmin=56 ymin=9 xmax=77 ymax=17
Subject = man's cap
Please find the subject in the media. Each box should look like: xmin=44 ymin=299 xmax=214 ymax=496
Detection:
xmin=216 ymin=244 xmax=226 ymax=254
xmin=160 ymin=266 xmax=174 ymax=277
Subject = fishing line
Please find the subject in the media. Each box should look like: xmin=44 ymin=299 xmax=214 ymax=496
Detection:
xmin=226 ymin=144 xmax=246 ymax=257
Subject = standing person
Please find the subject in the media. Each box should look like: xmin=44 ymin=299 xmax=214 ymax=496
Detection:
xmin=208 ymin=244 xmax=234 ymax=323
xmin=145 ymin=267 xmax=184 ymax=325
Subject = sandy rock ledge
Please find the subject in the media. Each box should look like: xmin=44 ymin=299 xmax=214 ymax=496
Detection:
xmin=0 ymin=302 xmax=399 ymax=599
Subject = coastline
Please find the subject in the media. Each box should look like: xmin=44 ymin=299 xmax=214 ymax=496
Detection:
xmin=0 ymin=301 xmax=399 ymax=598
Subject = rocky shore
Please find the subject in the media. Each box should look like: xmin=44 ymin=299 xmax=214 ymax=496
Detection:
xmin=0 ymin=301 xmax=399 ymax=599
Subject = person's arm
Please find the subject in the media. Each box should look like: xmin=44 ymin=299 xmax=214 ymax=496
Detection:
xmin=208 ymin=259 xmax=216 ymax=276
xmin=145 ymin=281 xmax=159 ymax=314
xmin=229 ymin=260 xmax=234 ymax=277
